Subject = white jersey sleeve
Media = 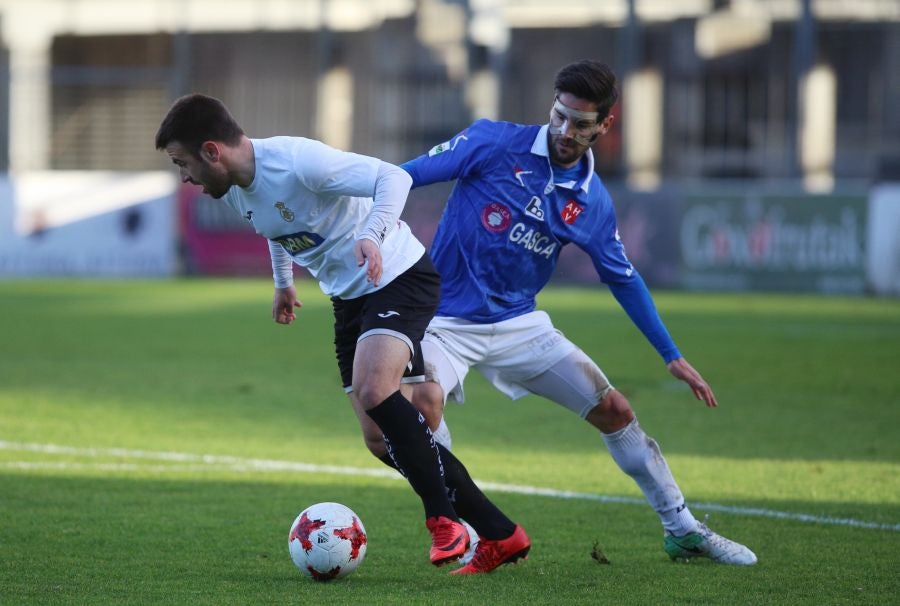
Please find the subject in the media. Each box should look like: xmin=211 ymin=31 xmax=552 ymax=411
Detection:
xmin=268 ymin=239 xmax=294 ymax=288
xmin=358 ymin=162 xmax=413 ymax=246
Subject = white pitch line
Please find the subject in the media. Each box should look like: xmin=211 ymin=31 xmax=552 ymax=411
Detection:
xmin=2 ymin=440 xmax=898 ymax=532
xmin=472 ymin=481 xmax=900 ymax=532
xmin=0 ymin=439 xmax=399 ymax=479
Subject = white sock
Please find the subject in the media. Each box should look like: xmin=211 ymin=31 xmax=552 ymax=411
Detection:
xmin=602 ymin=419 xmax=698 ymax=536
xmin=666 ymin=503 xmax=701 ymax=537
xmin=431 ymin=417 xmax=452 ymax=451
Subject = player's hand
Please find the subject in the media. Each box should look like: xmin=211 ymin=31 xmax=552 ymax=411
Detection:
xmin=272 ymin=285 xmax=302 ymax=325
xmin=666 ymin=357 xmax=718 ymax=407
xmin=354 ymin=238 xmax=383 ymax=287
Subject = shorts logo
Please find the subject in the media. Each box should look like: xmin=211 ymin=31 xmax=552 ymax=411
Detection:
xmin=481 ymin=202 xmax=512 ymax=233
xmin=527 ymin=330 xmax=564 ymax=356
xmin=425 ymin=329 xmax=447 ymax=345
xmin=561 ymin=199 xmax=584 ymax=225
xmin=378 ymin=310 xmax=400 ymax=318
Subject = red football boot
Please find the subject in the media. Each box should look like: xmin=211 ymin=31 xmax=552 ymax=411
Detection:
xmin=451 ymin=525 xmax=530 ymax=575
xmin=426 ymin=516 xmax=470 ymax=566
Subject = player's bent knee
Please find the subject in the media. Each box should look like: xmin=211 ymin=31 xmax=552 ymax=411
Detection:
xmin=353 ymin=382 xmax=394 ymax=410
xmin=586 ymin=390 xmax=635 ymax=433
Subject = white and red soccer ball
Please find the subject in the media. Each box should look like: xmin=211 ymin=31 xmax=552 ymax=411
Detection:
xmin=288 ymin=502 xmax=367 ymax=581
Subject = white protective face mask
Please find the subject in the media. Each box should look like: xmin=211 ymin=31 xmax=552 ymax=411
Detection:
xmin=548 ymin=97 xmax=601 ymax=146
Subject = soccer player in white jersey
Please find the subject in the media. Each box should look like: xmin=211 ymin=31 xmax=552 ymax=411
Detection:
xmin=155 ymin=94 xmax=526 ymax=570
xmin=400 ymin=60 xmax=758 ymax=572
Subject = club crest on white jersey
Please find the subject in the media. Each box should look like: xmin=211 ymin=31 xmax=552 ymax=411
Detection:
xmin=274 ymin=201 xmax=295 ymax=222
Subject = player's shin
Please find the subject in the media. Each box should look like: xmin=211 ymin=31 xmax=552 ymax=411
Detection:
xmin=602 ymin=419 xmax=698 ymax=535
xmin=365 ymin=390 xmax=458 ymax=520
xmin=435 ymin=444 xmax=516 ymax=540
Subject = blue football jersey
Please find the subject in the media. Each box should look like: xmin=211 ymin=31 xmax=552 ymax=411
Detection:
xmin=403 ymin=119 xmax=682 ymax=363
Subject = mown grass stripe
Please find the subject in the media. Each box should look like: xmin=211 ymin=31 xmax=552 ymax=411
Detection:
xmin=3 ymin=440 xmax=897 ymax=532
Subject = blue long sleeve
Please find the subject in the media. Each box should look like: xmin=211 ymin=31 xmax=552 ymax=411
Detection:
xmin=607 ymin=274 xmax=682 ymax=363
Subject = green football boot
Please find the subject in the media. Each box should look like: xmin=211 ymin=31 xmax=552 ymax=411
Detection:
xmin=664 ymin=522 xmax=757 ymax=565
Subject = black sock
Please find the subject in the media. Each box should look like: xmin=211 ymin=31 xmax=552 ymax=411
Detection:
xmin=436 ymin=443 xmax=517 ymax=540
xmin=366 ymin=391 xmax=457 ymax=520
xmin=377 ymin=431 xmax=516 ymax=540
xmin=378 ymin=453 xmax=398 ymax=471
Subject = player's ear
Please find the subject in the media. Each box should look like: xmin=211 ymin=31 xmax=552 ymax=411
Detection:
xmin=598 ymin=114 xmax=615 ymax=135
xmin=200 ymin=141 xmax=220 ymax=163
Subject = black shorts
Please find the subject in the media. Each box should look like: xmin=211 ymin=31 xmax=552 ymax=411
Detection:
xmin=332 ymin=253 xmax=440 ymax=391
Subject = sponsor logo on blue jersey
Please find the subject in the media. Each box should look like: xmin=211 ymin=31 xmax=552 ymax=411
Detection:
xmin=561 ymin=199 xmax=584 ymax=225
xmin=428 ymin=133 xmax=469 ymax=157
xmin=524 ymin=196 xmax=545 ymax=221
xmin=509 ymin=223 xmax=557 ymax=258
xmin=274 ymin=231 xmax=324 ymax=255
xmin=481 ymin=202 xmax=512 ymax=233
xmin=513 ymin=166 xmax=533 ymax=187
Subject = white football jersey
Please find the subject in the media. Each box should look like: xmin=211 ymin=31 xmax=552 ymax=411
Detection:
xmin=222 ymin=137 xmax=424 ymax=299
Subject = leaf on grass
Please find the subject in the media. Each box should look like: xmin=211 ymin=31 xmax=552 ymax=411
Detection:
xmin=591 ymin=541 xmax=611 ymax=565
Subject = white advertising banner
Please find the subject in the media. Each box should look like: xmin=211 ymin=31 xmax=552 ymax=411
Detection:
xmin=0 ymin=171 xmax=177 ymax=277
xmin=867 ymin=184 xmax=900 ymax=296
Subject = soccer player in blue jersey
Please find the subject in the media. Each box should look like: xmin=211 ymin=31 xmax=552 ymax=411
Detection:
xmin=401 ymin=60 xmax=757 ymax=572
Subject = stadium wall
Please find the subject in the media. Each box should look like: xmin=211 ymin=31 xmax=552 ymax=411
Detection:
xmin=170 ymin=180 xmax=897 ymax=296
xmin=0 ymin=172 xmax=177 ymax=277
xmin=1 ymin=173 xmax=896 ymax=295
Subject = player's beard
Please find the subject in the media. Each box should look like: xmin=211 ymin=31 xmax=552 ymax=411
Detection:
xmin=203 ymin=179 xmax=231 ymax=199
xmin=548 ymin=133 xmax=588 ymax=168
xmin=197 ymin=163 xmax=232 ymax=199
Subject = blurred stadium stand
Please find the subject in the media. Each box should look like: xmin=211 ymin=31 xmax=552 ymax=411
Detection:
xmin=0 ymin=0 xmax=897 ymax=293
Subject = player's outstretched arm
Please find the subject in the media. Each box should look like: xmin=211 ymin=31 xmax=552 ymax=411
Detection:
xmin=666 ymin=357 xmax=717 ymax=407
xmin=272 ymin=285 xmax=302 ymax=325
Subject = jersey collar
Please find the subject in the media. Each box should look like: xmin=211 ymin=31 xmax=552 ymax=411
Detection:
xmin=531 ymin=124 xmax=594 ymax=193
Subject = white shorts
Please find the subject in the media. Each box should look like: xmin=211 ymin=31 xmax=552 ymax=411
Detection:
xmin=422 ymin=310 xmax=579 ymax=405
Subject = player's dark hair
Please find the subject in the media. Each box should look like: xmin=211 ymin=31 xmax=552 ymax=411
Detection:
xmin=154 ymin=93 xmax=244 ymax=158
xmin=554 ymin=60 xmax=619 ymax=118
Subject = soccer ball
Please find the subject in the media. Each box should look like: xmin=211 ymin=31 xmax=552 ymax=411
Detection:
xmin=288 ymin=502 xmax=367 ymax=581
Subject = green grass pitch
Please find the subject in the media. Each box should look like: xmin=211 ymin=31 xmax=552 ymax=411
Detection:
xmin=1 ymin=279 xmax=898 ymax=605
